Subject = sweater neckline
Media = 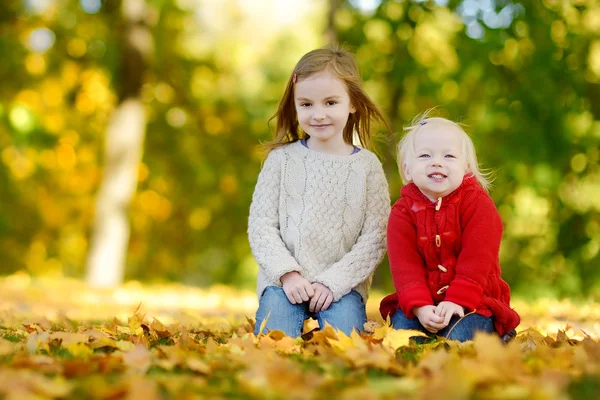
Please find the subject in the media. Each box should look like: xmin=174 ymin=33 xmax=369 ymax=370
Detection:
xmin=290 ymin=140 xmax=368 ymax=162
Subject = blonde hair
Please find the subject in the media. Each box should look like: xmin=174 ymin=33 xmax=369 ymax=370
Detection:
xmin=264 ymin=43 xmax=390 ymax=153
xmin=397 ymin=110 xmax=493 ymax=191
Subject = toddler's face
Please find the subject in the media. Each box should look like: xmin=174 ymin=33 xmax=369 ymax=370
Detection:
xmin=404 ymin=123 xmax=468 ymax=201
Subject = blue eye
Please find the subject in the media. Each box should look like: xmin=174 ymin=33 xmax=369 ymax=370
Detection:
xmin=445 ymin=154 xmax=456 ymax=158
xmin=418 ymin=154 xmax=430 ymax=158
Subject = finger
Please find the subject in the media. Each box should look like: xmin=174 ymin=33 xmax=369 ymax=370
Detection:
xmin=443 ymin=312 xmax=452 ymax=326
xmin=428 ymin=319 xmax=447 ymax=330
xmin=293 ymin=291 xmax=303 ymax=304
xmin=286 ymin=291 xmax=297 ymax=304
xmin=457 ymin=308 xmax=465 ymax=318
xmin=425 ymin=325 xmax=438 ymax=333
xmin=321 ymin=294 xmax=333 ymax=311
xmin=299 ymin=286 xmax=310 ymax=302
xmin=305 ymin=284 xmax=315 ymax=298
xmin=429 ymin=313 xmax=444 ymax=323
xmin=309 ymin=293 xmax=319 ymax=312
xmin=315 ymin=293 xmax=326 ymax=312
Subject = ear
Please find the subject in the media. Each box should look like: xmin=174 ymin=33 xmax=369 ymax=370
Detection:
xmin=464 ymin=161 xmax=471 ymax=174
xmin=402 ymin=162 xmax=412 ymax=182
xmin=349 ymin=103 xmax=356 ymax=114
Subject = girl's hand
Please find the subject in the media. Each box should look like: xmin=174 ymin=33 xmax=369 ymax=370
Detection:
xmin=280 ymin=271 xmax=315 ymax=304
xmin=309 ymin=282 xmax=334 ymax=312
xmin=434 ymin=301 xmax=465 ymax=326
xmin=413 ymin=305 xmax=446 ymax=333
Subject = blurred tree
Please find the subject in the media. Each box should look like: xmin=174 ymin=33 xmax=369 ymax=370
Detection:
xmin=86 ymin=0 xmax=152 ymax=287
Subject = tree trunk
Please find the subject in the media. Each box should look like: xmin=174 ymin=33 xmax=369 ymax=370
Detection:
xmin=326 ymin=0 xmax=342 ymax=44
xmin=86 ymin=0 xmax=152 ymax=287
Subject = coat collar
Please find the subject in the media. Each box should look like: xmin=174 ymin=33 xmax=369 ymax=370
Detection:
xmin=400 ymin=174 xmax=479 ymax=205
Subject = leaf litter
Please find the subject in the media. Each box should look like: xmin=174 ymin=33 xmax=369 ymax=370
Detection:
xmin=0 ymin=273 xmax=599 ymax=399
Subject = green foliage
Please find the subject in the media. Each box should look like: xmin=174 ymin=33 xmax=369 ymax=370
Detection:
xmin=0 ymin=0 xmax=598 ymax=299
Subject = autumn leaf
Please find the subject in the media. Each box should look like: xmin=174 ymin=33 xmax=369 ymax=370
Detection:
xmin=121 ymin=344 xmax=152 ymax=374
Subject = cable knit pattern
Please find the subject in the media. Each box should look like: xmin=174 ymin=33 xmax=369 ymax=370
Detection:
xmin=248 ymin=141 xmax=390 ymax=302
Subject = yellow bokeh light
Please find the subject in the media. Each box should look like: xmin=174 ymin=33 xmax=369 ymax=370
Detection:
xmin=583 ymin=8 xmax=600 ymax=33
xmin=41 ymin=78 xmax=64 ymax=108
xmin=75 ymin=93 xmax=95 ymax=114
xmin=571 ymin=153 xmax=588 ymax=173
xmin=43 ymin=113 xmax=65 ymax=134
xmin=440 ymin=80 xmax=459 ymax=102
xmin=204 ymin=115 xmax=225 ymax=135
xmin=155 ymin=198 xmax=173 ymax=221
xmin=155 ymin=83 xmax=175 ymax=104
xmin=15 ymin=90 xmax=42 ymax=110
xmin=138 ymin=163 xmax=149 ymax=182
xmin=56 ymin=144 xmax=77 ymax=170
xmin=61 ymin=61 xmax=81 ymax=90
xmin=189 ymin=208 xmax=212 ymax=230
xmin=220 ymin=174 xmax=238 ymax=195
xmin=39 ymin=149 xmax=57 ymax=169
xmin=140 ymin=190 xmax=161 ymax=213
xmin=364 ymin=19 xmax=392 ymax=43
xmin=25 ymin=54 xmax=46 ymax=75
xmin=67 ymin=38 xmax=87 ymax=58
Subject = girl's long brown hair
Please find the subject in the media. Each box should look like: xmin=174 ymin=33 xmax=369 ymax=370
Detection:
xmin=264 ymin=44 xmax=390 ymax=154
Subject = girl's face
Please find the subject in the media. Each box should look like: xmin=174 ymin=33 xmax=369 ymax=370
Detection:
xmin=404 ymin=123 xmax=468 ymax=201
xmin=294 ymin=70 xmax=356 ymax=154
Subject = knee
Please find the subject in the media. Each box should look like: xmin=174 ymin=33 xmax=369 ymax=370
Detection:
xmin=259 ymin=286 xmax=287 ymax=306
xmin=390 ymin=309 xmax=420 ymax=330
xmin=445 ymin=317 xmax=494 ymax=342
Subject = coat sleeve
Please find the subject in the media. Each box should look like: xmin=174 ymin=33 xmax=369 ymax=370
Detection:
xmin=387 ymin=200 xmax=434 ymax=318
xmin=313 ymin=159 xmax=390 ymax=301
xmin=444 ymin=192 xmax=502 ymax=310
xmin=247 ymin=150 xmax=302 ymax=284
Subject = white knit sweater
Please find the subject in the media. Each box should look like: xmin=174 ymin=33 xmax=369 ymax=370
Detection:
xmin=248 ymin=140 xmax=390 ymax=302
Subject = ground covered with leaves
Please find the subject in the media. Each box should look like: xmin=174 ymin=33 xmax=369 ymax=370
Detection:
xmin=1 ymin=274 xmax=600 ymax=399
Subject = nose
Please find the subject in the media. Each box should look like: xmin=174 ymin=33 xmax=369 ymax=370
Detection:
xmin=431 ymin=156 xmax=443 ymax=167
xmin=312 ymin=107 xmax=326 ymax=121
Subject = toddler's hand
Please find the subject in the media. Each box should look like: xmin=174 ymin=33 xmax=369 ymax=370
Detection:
xmin=309 ymin=282 xmax=334 ymax=313
xmin=413 ymin=305 xmax=446 ymax=333
xmin=434 ymin=301 xmax=465 ymax=326
xmin=280 ymin=271 xmax=314 ymax=304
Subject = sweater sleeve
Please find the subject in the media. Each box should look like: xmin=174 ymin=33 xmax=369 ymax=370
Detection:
xmin=444 ymin=191 xmax=502 ymax=310
xmin=247 ymin=150 xmax=302 ymax=284
xmin=387 ymin=200 xmax=434 ymax=318
xmin=312 ymin=159 xmax=390 ymax=301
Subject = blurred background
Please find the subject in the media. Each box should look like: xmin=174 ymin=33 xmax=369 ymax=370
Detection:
xmin=0 ymin=0 xmax=598 ymax=301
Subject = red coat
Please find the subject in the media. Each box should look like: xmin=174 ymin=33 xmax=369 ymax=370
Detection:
xmin=379 ymin=176 xmax=520 ymax=336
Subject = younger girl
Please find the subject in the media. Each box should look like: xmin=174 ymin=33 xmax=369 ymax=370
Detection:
xmin=380 ymin=113 xmax=520 ymax=342
xmin=248 ymin=45 xmax=390 ymax=337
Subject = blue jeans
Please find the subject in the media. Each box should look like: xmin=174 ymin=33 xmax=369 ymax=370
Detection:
xmin=254 ymin=286 xmax=367 ymax=337
xmin=390 ymin=308 xmax=495 ymax=342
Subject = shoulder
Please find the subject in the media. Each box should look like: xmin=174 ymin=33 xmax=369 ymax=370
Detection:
xmin=458 ymin=183 xmax=501 ymax=225
xmin=460 ymin=182 xmax=496 ymax=209
xmin=390 ymin=196 xmax=414 ymax=219
xmin=263 ymin=143 xmax=297 ymax=165
xmin=354 ymin=149 xmax=385 ymax=173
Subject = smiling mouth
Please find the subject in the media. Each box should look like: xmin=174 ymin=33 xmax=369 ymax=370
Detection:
xmin=311 ymin=124 xmax=330 ymax=128
xmin=428 ymin=173 xmax=447 ymax=179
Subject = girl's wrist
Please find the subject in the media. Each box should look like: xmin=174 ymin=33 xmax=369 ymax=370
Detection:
xmin=280 ymin=271 xmax=300 ymax=282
